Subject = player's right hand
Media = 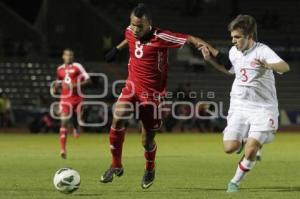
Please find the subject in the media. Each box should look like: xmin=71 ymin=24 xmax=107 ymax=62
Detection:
xmin=62 ymin=82 xmax=72 ymax=90
xmin=50 ymin=86 xmax=56 ymax=95
xmin=105 ymin=47 xmax=120 ymax=63
xmin=50 ymin=81 xmax=61 ymax=94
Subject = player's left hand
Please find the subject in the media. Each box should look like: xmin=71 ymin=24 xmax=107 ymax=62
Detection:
xmin=254 ymin=59 xmax=272 ymax=69
xmin=72 ymin=83 xmax=78 ymax=89
xmin=200 ymin=46 xmax=212 ymax=61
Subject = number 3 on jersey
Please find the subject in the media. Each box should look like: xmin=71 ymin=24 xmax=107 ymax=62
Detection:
xmin=135 ymin=41 xmax=143 ymax=58
xmin=240 ymin=68 xmax=248 ymax=82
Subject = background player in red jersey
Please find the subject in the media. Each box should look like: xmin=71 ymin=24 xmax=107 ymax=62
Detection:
xmin=100 ymin=4 xmax=212 ymax=189
xmin=51 ymin=49 xmax=91 ymax=159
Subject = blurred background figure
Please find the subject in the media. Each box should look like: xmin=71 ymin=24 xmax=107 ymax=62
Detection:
xmin=0 ymin=92 xmax=14 ymax=128
xmin=50 ymin=49 xmax=91 ymax=159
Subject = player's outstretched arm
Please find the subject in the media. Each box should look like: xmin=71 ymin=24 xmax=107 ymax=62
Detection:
xmin=105 ymin=39 xmax=128 ymax=63
xmin=116 ymin=39 xmax=128 ymax=50
xmin=200 ymin=46 xmax=233 ymax=75
xmin=254 ymin=59 xmax=290 ymax=74
xmin=73 ymin=78 xmax=91 ymax=89
xmin=187 ymin=36 xmax=218 ymax=56
xmin=187 ymin=36 xmax=230 ymax=74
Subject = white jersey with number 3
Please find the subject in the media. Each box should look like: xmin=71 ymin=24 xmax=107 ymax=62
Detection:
xmin=228 ymin=42 xmax=283 ymax=113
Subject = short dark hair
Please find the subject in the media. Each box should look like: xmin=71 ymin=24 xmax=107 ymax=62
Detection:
xmin=63 ymin=48 xmax=74 ymax=54
xmin=228 ymin=15 xmax=257 ymax=41
xmin=132 ymin=3 xmax=151 ymax=20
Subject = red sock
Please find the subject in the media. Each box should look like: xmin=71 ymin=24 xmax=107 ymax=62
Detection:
xmin=59 ymin=127 xmax=67 ymax=152
xmin=144 ymin=144 xmax=157 ymax=171
xmin=109 ymin=127 xmax=125 ymax=168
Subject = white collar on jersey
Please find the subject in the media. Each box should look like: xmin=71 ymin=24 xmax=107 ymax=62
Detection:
xmin=242 ymin=42 xmax=257 ymax=55
xmin=63 ymin=63 xmax=73 ymax=68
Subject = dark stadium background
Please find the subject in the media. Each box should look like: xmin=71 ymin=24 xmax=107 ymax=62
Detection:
xmin=0 ymin=0 xmax=299 ymax=133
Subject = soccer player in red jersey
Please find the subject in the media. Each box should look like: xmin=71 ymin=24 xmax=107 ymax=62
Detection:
xmin=51 ymin=49 xmax=91 ymax=159
xmin=100 ymin=4 xmax=209 ymax=188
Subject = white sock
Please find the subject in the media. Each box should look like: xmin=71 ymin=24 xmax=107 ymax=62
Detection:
xmin=230 ymin=158 xmax=256 ymax=185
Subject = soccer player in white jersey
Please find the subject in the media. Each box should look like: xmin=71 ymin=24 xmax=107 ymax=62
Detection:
xmin=200 ymin=15 xmax=290 ymax=192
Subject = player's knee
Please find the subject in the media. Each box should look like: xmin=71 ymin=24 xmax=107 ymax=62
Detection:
xmin=142 ymin=139 xmax=147 ymax=149
xmin=142 ymin=138 xmax=154 ymax=151
xmin=61 ymin=118 xmax=69 ymax=127
xmin=224 ymin=149 xmax=233 ymax=154
xmin=224 ymin=147 xmax=235 ymax=154
xmin=223 ymin=144 xmax=239 ymax=154
xmin=111 ymin=117 xmax=124 ymax=129
xmin=223 ymin=140 xmax=241 ymax=154
xmin=143 ymin=143 xmax=154 ymax=151
xmin=141 ymin=137 xmax=148 ymax=149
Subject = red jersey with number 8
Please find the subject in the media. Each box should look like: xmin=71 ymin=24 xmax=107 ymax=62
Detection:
xmin=125 ymin=27 xmax=188 ymax=96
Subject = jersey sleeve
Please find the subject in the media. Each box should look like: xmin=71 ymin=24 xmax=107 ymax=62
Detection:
xmin=227 ymin=47 xmax=235 ymax=74
xmin=155 ymin=30 xmax=189 ymax=48
xmin=125 ymin=26 xmax=132 ymax=40
xmin=56 ymin=68 xmax=63 ymax=81
xmin=75 ymin=63 xmax=90 ymax=80
xmin=262 ymin=45 xmax=283 ymax=64
xmin=228 ymin=66 xmax=235 ymax=74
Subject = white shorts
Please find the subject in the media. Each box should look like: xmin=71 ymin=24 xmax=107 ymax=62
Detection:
xmin=247 ymin=131 xmax=275 ymax=145
xmin=223 ymin=110 xmax=278 ymax=145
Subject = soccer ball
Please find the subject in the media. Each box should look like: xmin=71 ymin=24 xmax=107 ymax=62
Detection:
xmin=53 ymin=168 xmax=80 ymax=194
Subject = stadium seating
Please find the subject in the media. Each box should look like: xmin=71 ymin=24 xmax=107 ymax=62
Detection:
xmin=0 ymin=59 xmax=299 ymax=113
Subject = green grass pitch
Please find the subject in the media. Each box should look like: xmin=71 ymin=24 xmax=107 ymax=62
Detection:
xmin=0 ymin=132 xmax=299 ymax=199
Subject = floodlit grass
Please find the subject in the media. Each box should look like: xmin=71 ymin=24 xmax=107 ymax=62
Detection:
xmin=0 ymin=132 xmax=299 ymax=199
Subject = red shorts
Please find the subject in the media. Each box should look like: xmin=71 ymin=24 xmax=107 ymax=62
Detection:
xmin=118 ymin=84 xmax=162 ymax=131
xmin=59 ymin=97 xmax=82 ymax=115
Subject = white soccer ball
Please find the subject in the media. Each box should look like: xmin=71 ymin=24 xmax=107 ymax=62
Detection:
xmin=53 ymin=168 xmax=81 ymax=194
